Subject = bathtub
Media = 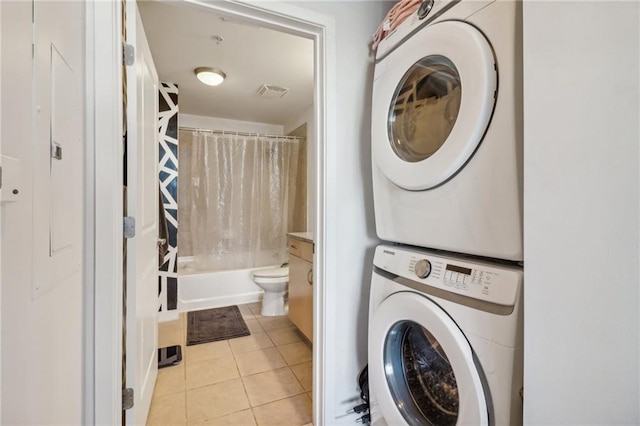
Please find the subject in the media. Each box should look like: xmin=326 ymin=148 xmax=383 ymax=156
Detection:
xmin=177 ymin=257 xmax=274 ymax=312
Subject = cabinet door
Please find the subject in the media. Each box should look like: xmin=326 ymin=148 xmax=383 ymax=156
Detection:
xmin=288 ymin=254 xmax=313 ymax=342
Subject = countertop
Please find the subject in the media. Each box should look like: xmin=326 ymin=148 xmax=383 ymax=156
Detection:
xmin=287 ymin=232 xmax=314 ymax=244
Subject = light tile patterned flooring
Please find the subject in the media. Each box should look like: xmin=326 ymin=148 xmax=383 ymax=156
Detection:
xmin=147 ymin=302 xmax=313 ymax=426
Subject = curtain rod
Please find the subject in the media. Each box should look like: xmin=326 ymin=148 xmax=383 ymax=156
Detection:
xmin=178 ymin=126 xmax=303 ymax=141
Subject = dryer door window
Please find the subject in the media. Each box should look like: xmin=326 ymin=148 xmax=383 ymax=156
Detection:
xmin=384 ymin=320 xmax=459 ymax=425
xmin=372 ymin=21 xmax=496 ymax=190
xmin=388 ymin=55 xmax=461 ymax=163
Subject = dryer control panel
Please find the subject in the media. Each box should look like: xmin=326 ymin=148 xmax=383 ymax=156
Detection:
xmin=376 ymin=0 xmax=454 ymax=59
xmin=374 ymin=245 xmax=522 ymax=307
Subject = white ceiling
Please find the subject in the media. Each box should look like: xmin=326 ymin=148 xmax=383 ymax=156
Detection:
xmin=138 ymin=1 xmax=314 ymax=126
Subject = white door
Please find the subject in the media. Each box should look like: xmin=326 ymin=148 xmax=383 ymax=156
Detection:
xmin=372 ymin=21 xmax=496 ymax=190
xmin=369 ymin=291 xmax=488 ymax=425
xmin=125 ymin=3 xmax=160 ymax=425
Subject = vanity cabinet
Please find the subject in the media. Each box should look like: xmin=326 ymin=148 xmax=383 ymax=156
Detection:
xmin=288 ymin=236 xmax=313 ymax=342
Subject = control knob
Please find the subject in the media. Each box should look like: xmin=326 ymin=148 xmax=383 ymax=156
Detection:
xmin=418 ymin=0 xmax=435 ymax=20
xmin=414 ymin=259 xmax=432 ymax=279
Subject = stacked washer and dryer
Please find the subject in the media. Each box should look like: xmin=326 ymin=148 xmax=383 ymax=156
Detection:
xmin=368 ymin=0 xmax=523 ymax=425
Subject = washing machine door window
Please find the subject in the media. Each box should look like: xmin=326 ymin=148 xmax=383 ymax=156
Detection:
xmin=370 ymin=291 xmax=488 ymax=425
xmin=384 ymin=320 xmax=459 ymax=425
xmin=372 ymin=21 xmax=497 ymax=190
xmin=388 ymin=55 xmax=461 ymax=163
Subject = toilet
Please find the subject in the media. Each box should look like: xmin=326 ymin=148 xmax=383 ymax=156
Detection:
xmin=252 ymin=266 xmax=289 ymax=316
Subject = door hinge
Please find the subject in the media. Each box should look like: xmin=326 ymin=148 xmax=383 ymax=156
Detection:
xmin=123 ymin=43 xmax=135 ymax=66
xmin=0 ymin=166 xmax=3 ymax=190
xmin=122 ymin=388 xmax=134 ymax=410
xmin=123 ymin=216 xmax=136 ymax=239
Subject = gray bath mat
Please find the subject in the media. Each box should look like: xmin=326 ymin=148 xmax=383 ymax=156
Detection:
xmin=186 ymin=305 xmax=250 ymax=346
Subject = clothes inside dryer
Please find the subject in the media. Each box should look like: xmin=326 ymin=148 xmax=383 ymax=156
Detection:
xmin=389 ymin=55 xmax=462 ymax=163
xmin=384 ymin=320 xmax=459 ymax=425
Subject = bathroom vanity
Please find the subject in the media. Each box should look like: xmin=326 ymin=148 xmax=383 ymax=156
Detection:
xmin=287 ymin=232 xmax=314 ymax=342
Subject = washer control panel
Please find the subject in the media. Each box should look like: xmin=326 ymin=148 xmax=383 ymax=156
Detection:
xmin=376 ymin=245 xmax=521 ymax=307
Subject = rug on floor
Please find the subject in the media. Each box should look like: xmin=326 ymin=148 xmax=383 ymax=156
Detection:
xmin=186 ymin=305 xmax=251 ymax=346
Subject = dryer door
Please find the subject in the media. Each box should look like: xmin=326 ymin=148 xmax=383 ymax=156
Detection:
xmin=372 ymin=21 xmax=496 ymax=190
xmin=369 ymin=291 xmax=488 ymax=425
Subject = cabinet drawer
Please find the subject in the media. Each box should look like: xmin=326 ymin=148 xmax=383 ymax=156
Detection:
xmin=288 ymin=238 xmax=313 ymax=262
xmin=288 ymin=238 xmax=302 ymax=258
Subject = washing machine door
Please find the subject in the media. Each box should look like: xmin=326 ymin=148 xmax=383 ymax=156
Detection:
xmin=369 ymin=291 xmax=488 ymax=425
xmin=372 ymin=21 xmax=496 ymax=190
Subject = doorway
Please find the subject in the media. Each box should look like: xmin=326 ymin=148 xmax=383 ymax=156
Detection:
xmin=87 ymin=1 xmax=333 ymax=425
xmin=138 ymin=2 xmax=315 ymax=422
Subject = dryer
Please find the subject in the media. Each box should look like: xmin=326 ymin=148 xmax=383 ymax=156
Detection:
xmin=372 ymin=0 xmax=523 ymax=261
xmin=368 ymin=244 xmax=523 ymax=425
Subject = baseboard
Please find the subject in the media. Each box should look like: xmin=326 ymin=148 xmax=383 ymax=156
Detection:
xmin=158 ymin=310 xmax=180 ymax=323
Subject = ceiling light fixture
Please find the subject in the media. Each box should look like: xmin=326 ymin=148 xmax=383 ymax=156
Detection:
xmin=194 ymin=67 xmax=226 ymax=86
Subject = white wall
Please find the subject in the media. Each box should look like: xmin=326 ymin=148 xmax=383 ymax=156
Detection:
xmin=284 ymin=104 xmax=316 ymax=232
xmin=523 ymin=2 xmax=640 ymax=424
xmin=0 ymin=1 xmax=3 ymax=419
xmin=283 ymin=104 xmax=312 ymax=136
xmin=292 ymin=2 xmax=389 ymax=422
xmin=180 ymin=112 xmax=283 ymax=134
xmin=1 ymin=1 xmax=85 ymax=424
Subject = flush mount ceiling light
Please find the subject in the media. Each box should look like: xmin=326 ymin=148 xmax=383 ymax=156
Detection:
xmin=194 ymin=67 xmax=226 ymax=86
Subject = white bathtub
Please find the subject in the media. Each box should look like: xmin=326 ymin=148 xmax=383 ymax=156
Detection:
xmin=177 ymin=257 xmax=272 ymax=312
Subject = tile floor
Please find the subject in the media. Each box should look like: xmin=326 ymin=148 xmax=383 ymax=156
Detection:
xmin=147 ymin=302 xmax=313 ymax=426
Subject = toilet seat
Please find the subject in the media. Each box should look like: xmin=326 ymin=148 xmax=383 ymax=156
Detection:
xmin=253 ymin=267 xmax=289 ymax=279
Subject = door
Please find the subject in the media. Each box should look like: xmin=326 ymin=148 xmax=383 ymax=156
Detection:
xmin=125 ymin=3 xmax=160 ymax=425
xmin=369 ymin=291 xmax=488 ymax=425
xmin=372 ymin=21 xmax=497 ymax=190
xmin=1 ymin=0 xmax=84 ymax=422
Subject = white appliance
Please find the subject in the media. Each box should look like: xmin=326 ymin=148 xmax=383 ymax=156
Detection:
xmin=372 ymin=0 xmax=523 ymax=261
xmin=368 ymin=245 xmax=523 ymax=425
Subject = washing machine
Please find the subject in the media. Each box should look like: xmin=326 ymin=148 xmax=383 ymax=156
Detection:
xmin=372 ymin=0 xmax=523 ymax=261
xmin=368 ymin=244 xmax=523 ymax=425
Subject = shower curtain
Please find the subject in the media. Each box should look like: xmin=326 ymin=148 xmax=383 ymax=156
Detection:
xmin=181 ymin=131 xmax=299 ymax=271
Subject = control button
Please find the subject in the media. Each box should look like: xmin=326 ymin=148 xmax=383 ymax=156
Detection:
xmin=417 ymin=0 xmax=435 ymax=20
xmin=414 ymin=259 xmax=432 ymax=279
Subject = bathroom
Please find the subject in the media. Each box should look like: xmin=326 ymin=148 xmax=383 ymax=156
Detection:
xmin=139 ymin=2 xmax=316 ymax=424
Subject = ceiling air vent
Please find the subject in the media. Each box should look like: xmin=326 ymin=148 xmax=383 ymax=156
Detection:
xmin=257 ymin=84 xmax=289 ymax=98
